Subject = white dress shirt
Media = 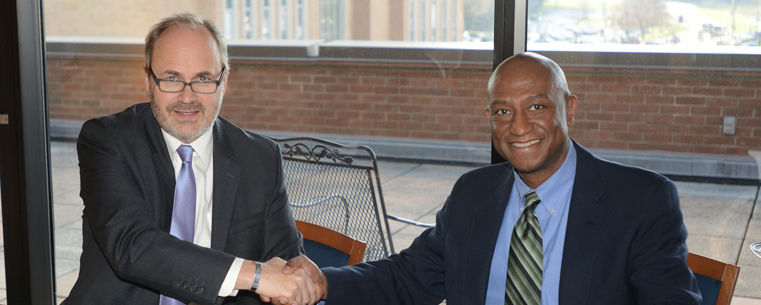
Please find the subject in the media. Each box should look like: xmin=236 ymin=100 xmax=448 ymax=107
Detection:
xmin=161 ymin=126 xmax=244 ymax=297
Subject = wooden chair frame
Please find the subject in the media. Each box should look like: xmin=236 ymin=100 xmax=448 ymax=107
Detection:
xmin=687 ymin=252 xmax=740 ymax=305
xmin=296 ymin=220 xmax=366 ymax=265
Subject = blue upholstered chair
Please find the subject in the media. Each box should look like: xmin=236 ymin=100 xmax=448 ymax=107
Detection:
xmin=296 ymin=220 xmax=366 ymax=268
xmin=687 ymin=252 xmax=740 ymax=305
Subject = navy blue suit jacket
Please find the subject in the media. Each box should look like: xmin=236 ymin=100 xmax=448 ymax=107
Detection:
xmin=323 ymin=142 xmax=701 ymax=304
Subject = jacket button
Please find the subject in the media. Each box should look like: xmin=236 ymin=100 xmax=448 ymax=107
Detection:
xmin=176 ymin=280 xmax=183 ymax=287
xmin=190 ymin=284 xmax=197 ymax=292
xmin=197 ymin=287 xmax=204 ymax=294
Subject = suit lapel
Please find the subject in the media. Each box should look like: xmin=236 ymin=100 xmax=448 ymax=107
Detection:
xmin=558 ymin=142 xmax=607 ymax=305
xmin=140 ymin=104 xmax=176 ymax=232
xmin=463 ymin=165 xmax=514 ymax=304
xmin=209 ymin=120 xmax=241 ymax=251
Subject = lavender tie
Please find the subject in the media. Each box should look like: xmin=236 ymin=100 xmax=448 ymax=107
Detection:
xmin=160 ymin=144 xmax=196 ymax=305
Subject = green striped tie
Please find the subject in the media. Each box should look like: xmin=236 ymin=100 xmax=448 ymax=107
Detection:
xmin=505 ymin=190 xmax=543 ymax=305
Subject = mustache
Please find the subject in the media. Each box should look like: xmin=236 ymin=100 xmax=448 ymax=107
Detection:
xmin=166 ymin=102 xmax=205 ymax=112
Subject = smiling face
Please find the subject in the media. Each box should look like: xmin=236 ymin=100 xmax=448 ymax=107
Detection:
xmin=146 ymin=25 xmax=227 ymax=144
xmin=485 ymin=54 xmax=577 ymax=188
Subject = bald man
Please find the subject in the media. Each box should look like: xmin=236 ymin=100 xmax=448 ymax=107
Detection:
xmin=278 ymin=52 xmax=701 ymax=305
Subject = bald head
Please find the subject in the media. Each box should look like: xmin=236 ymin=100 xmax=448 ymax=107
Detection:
xmin=487 ymin=52 xmax=570 ymax=105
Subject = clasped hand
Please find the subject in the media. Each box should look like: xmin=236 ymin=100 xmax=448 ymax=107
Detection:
xmin=259 ymin=255 xmax=326 ymax=305
xmin=254 ymin=257 xmax=320 ymax=305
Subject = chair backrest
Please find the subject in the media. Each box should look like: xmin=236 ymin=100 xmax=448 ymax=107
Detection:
xmin=296 ymin=220 xmax=367 ymax=267
xmin=271 ymin=137 xmax=395 ymax=262
xmin=687 ymin=252 xmax=740 ymax=305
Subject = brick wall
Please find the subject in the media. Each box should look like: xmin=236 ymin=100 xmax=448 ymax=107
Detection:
xmin=46 ymin=55 xmax=761 ymax=156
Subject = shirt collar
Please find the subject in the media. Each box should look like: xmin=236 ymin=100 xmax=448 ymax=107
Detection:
xmin=513 ymin=139 xmax=577 ymax=212
xmin=161 ymin=124 xmax=214 ymax=170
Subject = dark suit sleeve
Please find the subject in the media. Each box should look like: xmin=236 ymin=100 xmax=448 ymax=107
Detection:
xmin=321 ymin=191 xmax=454 ymax=305
xmin=78 ymin=118 xmax=234 ymax=305
xmin=260 ymin=143 xmax=303 ymax=260
xmin=627 ymin=178 xmax=701 ymax=304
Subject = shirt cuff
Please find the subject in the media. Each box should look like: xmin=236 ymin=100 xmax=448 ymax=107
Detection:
xmin=218 ymin=257 xmax=245 ymax=297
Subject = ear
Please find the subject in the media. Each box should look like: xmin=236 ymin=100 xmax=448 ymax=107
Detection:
xmin=484 ymin=106 xmax=492 ymax=122
xmin=222 ymin=68 xmax=229 ymax=92
xmin=566 ymin=95 xmax=577 ymax=127
xmin=144 ymin=66 xmax=152 ymax=94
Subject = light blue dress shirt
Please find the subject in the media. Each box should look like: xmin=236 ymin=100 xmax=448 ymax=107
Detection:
xmin=485 ymin=141 xmax=577 ymax=304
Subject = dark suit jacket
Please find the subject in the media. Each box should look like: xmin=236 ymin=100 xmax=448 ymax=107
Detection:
xmin=323 ymin=141 xmax=701 ymax=305
xmin=64 ymin=103 xmax=302 ymax=305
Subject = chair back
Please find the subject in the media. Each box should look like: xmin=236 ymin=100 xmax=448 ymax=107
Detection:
xmin=687 ymin=252 xmax=740 ymax=305
xmin=272 ymin=137 xmax=394 ymax=261
xmin=296 ymin=220 xmax=366 ymax=267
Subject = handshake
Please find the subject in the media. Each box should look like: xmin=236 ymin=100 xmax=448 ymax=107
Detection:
xmin=252 ymin=255 xmax=327 ymax=305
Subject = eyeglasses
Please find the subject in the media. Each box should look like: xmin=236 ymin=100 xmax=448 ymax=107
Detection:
xmin=150 ymin=67 xmax=226 ymax=94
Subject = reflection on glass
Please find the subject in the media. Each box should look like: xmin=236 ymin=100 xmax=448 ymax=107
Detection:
xmin=528 ymin=0 xmax=761 ymax=48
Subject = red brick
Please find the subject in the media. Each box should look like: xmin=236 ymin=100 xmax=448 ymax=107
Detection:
xmin=673 ymin=135 xmax=704 ymax=145
xmin=738 ymin=99 xmax=761 ymax=108
xmin=674 ymin=116 xmax=704 ymax=125
xmin=724 ymin=108 xmax=755 ymax=117
xmin=663 ymin=87 xmax=692 ymax=95
xmin=691 ymin=106 xmax=721 ymax=116
xmin=646 ymin=78 xmax=676 ymax=85
xmin=587 ymin=112 xmax=614 ymax=121
xmin=616 ymin=95 xmax=644 ymax=104
xmin=585 ymin=130 xmax=614 ymax=140
xmin=572 ymin=84 xmax=601 ymax=93
xmin=675 ymin=97 xmax=705 ymax=105
xmin=646 ymin=96 xmax=675 ymax=104
xmin=660 ymin=105 xmax=691 ymax=115
xmin=643 ymin=133 xmax=672 ymax=142
xmin=710 ymin=79 xmax=740 ymax=87
xmin=692 ymin=88 xmax=722 ymax=96
xmin=706 ymin=98 xmax=737 ymax=107
xmin=704 ymin=136 xmax=736 ymax=145
xmin=677 ymin=79 xmax=707 ymax=86
xmin=724 ymin=88 xmax=756 ymax=98
xmin=602 ymin=84 xmax=631 ymax=93
xmin=600 ymin=122 xmax=629 ymax=131
xmin=614 ymin=113 xmax=643 ymax=122
xmin=691 ymin=126 xmax=721 ymax=135
xmin=314 ymin=76 xmax=337 ymax=84
xmin=633 ymin=85 xmax=662 ymax=95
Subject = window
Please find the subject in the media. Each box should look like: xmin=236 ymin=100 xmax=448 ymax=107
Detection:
xmin=244 ymin=0 xmax=255 ymax=39
xmin=262 ymin=0 xmax=272 ymax=39
xmin=280 ymin=0 xmax=289 ymax=39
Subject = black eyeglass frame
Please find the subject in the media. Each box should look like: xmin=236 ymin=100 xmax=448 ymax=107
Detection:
xmin=149 ymin=67 xmax=226 ymax=94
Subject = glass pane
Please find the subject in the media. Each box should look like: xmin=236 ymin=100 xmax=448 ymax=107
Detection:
xmin=44 ymin=0 xmax=493 ymax=301
xmin=527 ymin=0 xmax=761 ymax=302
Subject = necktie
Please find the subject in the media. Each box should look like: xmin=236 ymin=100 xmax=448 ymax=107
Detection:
xmin=160 ymin=144 xmax=196 ymax=305
xmin=505 ymin=190 xmax=543 ymax=305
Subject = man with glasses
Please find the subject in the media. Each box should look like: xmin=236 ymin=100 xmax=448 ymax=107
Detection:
xmin=64 ymin=13 xmax=317 ymax=305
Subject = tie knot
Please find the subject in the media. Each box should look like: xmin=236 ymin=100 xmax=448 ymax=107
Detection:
xmin=177 ymin=145 xmax=194 ymax=163
xmin=523 ymin=190 xmax=541 ymax=212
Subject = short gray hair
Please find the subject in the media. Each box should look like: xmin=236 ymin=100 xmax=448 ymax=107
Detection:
xmin=144 ymin=13 xmax=229 ymax=73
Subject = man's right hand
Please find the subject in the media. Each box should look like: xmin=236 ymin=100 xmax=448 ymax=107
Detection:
xmin=261 ymin=255 xmax=327 ymax=304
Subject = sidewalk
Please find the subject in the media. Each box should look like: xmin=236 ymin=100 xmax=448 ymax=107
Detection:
xmin=2 ymin=140 xmax=759 ymax=304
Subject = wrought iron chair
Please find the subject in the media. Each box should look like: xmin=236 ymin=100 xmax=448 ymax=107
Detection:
xmin=271 ymin=136 xmax=431 ymax=262
xmin=687 ymin=252 xmax=740 ymax=305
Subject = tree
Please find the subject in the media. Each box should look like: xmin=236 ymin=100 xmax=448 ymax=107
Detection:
xmin=615 ymin=0 xmax=669 ymax=43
